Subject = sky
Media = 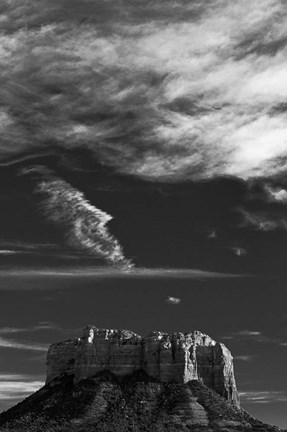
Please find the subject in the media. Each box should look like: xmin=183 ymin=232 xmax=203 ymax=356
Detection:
xmin=0 ymin=0 xmax=287 ymax=428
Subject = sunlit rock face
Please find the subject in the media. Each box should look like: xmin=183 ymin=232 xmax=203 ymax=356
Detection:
xmin=46 ymin=326 xmax=239 ymax=407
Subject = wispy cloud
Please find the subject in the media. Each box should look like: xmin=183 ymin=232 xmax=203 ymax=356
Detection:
xmin=0 ymin=321 xmax=60 ymax=335
xmin=0 ymin=337 xmax=48 ymax=352
xmin=0 ymin=0 xmax=287 ymax=182
xmin=240 ymin=391 xmax=287 ymax=404
xmin=238 ymin=182 xmax=287 ymax=233
xmin=239 ymin=207 xmax=287 ymax=232
xmin=21 ymin=169 xmax=133 ymax=268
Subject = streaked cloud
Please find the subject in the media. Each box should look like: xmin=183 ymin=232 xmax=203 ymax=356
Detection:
xmin=0 ymin=374 xmax=43 ymax=381
xmin=235 ymin=330 xmax=262 ymax=337
xmin=0 ymin=266 xmax=245 ymax=285
xmin=0 ymin=374 xmax=44 ymax=401
xmin=0 ymin=321 xmax=60 ymax=335
xmin=222 ymin=330 xmax=287 ymax=346
xmin=0 ymin=250 xmax=20 ymax=255
xmin=0 ymin=337 xmax=48 ymax=352
xmin=240 ymin=391 xmax=287 ymax=404
xmin=222 ymin=330 xmax=263 ymax=341
xmin=0 ymin=241 xmax=59 ymax=252
xmin=0 ymin=0 xmax=287 ymax=182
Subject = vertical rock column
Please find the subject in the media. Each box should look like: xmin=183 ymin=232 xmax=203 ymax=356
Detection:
xmin=142 ymin=332 xmax=198 ymax=383
xmin=46 ymin=339 xmax=80 ymax=384
xmin=195 ymin=342 xmax=239 ymax=407
xmin=74 ymin=326 xmax=143 ymax=382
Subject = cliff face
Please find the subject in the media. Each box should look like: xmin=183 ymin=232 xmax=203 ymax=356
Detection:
xmin=46 ymin=326 xmax=239 ymax=407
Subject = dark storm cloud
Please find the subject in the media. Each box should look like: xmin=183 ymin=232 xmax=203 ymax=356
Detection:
xmin=0 ymin=0 xmax=287 ymax=181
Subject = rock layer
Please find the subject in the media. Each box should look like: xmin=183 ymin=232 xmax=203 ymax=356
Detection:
xmin=46 ymin=326 xmax=240 ymax=407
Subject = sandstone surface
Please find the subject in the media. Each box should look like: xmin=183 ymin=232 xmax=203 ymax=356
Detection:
xmin=46 ymin=326 xmax=239 ymax=406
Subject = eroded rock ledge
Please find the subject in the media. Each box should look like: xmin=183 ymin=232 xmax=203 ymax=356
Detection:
xmin=46 ymin=326 xmax=240 ymax=407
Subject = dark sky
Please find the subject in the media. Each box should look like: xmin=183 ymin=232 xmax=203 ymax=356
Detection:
xmin=0 ymin=0 xmax=287 ymax=428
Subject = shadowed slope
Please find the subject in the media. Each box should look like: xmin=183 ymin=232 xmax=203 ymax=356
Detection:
xmin=0 ymin=372 xmax=281 ymax=432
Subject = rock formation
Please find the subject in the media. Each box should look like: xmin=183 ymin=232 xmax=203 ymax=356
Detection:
xmin=0 ymin=326 xmax=282 ymax=432
xmin=46 ymin=326 xmax=239 ymax=407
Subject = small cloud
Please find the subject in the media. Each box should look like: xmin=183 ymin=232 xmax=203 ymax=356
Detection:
xmin=236 ymin=330 xmax=261 ymax=337
xmin=166 ymin=296 xmax=181 ymax=305
xmin=0 ymin=250 xmax=21 ymax=255
xmin=33 ymin=321 xmax=60 ymax=331
xmin=207 ymin=230 xmax=217 ymax=239
xmin=230 ymin=247 xmax=247 ymax=257
xmin=234 ymin=355 xmax=254 ymax=362
xmin=264 ymin=185 xmax=287 ymax=203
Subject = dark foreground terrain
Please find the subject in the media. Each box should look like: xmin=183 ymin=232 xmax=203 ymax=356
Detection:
xmin=0 ymin=372 xmax=281 ymax=432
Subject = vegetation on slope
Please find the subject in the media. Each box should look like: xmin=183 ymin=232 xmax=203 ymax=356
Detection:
xmin=0 ymin=372 xmax=281 ymax=432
